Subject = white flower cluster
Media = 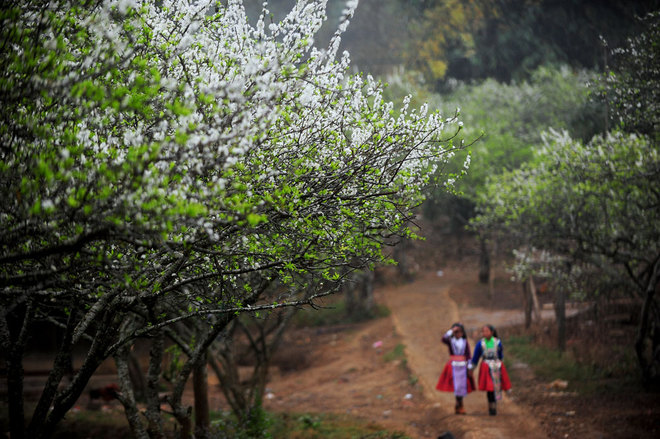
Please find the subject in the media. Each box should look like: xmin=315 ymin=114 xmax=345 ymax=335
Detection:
xmin=510 ymin=247 xmax=560 ymax=281
xmin=2 ymin=0 xmax=464 ymax=297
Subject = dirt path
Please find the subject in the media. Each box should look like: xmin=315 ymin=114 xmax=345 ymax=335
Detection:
xmin=264 ymin=266 xmax=550 ymax=438
xmin=228 ymin=262 xmax=656 ymax=438
xmin=381 ymin=269 xmax=547 ymax=439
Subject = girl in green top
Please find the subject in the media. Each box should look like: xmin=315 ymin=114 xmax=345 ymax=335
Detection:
xmin=468 ymin=324 xmax=512 ymax=415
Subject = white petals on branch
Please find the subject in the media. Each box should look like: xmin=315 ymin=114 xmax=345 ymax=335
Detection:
xmin=3 ymin=0 xmax=464 ymax=292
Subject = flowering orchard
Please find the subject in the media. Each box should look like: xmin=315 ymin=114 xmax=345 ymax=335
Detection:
xmin=473 ymin=129 xmax=660 ymax=378
xmin=471 ymin=14 xmax=660 ymax=381
xmin=0 ymin=1 xmax=465 ymax=437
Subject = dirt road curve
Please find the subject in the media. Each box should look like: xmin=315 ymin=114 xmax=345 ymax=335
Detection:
xmin=381 ymin=270 xmax=547 ymax=439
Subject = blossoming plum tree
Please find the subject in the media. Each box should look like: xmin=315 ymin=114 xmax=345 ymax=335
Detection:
xmin=473 ymin=130 xmax=660 ymax=380
xmin=0 ymin=1 xmax=464 ymax=437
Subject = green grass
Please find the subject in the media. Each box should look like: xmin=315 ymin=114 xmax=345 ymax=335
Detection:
xmin=4 ymin=406 xmax=409 ymax=439
xmin=383 ymin=343 xmax=406 ymax=363
xmin=209 ymin=409 xmax=410 ymax=439
xmin=268 ymin=412 xmax=410 ymax=439
xmin=505 ymin=335 xmax=639 ymax=394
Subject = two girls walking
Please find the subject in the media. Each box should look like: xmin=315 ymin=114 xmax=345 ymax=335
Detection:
xmin=436 ymin=323 xmax=512 ymax=416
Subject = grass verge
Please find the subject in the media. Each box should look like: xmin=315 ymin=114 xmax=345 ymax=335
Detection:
xmin=505 ymin=334 xmax=639 ymax=395
xmin=12 ymin=406 xmax=410 ymax=439
xmin=268 ymin=412 xmax=410 ymax=439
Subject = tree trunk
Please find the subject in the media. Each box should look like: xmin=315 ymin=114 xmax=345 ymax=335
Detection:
xmin=169 ymin=320 xmax=229 ymax=439
xmin=37 ymin=334 xmax=110 ymax=438
xmin=634 ymin=260 xmax=660 ymax=384
xmin=522 ymin=280 xmax=532 ymax=329
xmin=554 ymin=286 xmax=566 ymax=352
xmin=208 ymin=350 xmax=245 ymax=415
xmin=486 ymin=240 xmax=498 ymax=299
xmin=652 ymin=319 xmax=660 ymax=385
xmin=211 ymin=345 xmax=247 ymax=416
xmin=193 ymin=350 xmax=210 ymax=439
xmin=394 ymin=238 xmax=414 ymax=282
xmin=115 ymin=346 xmax=149 ymax=439
xmin=344 ymin=278 xmax=356 ymax=317
xmin=345 ymin=270 xmax=375 ymax=319
xmin=529 ymin=277 xmax=542 ymax=322
xmin=5 ymin=337 xmax=27 ymax=439
xmin=488 ymin=263 xmax=495 ymax=301
xmin=479 ymin=236 xmax=490 ymax=285
xmin=210 ymin=307 xmax=296 ymax=426
xmin=359 ymin=269 xmax=375 ymax=316
xmin=145 ymin=332 xmax=165 ymax=438
xmin=1 ymin=301 xmax=33 ymax=439
xmin=29 ymin=306 xmax=77 ymax=439
xmin=128 ymin=349 xmax=147 ymax=402
xmin=174 ymin=408 xmax=193 ymax=439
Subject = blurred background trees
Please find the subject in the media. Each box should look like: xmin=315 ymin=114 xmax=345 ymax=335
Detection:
xmin=243 ymin=0 xmax=657 ymax=230
xmin=404 ymin=0 xmax=659 ymax=84
xmin=470 ymin=11 xmax=660 ymax=383
xmin=248 ymin=0 xmax=659 ymax=85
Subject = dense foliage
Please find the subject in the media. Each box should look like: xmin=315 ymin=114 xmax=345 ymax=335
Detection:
xmin=474 ymin=130 xmax=660 ymax=379
xmin=381 ymin=65 xmax=607 ymax=227
xmin=434 ymin=66 xmax=604 ymax=197
xmin=243 ymin=1 xmax=660 ymax=85
xmin=595 ymin=11 xmax=660 ymax=137
xmin=0 ymin=1 xmax=464 ymax=437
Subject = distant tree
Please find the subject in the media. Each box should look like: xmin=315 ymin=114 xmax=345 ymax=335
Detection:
xmin=402 ymin=0 xmax=660 ymax=84
xmin=408 ymin=66 xmax=604 ymax=284
xmin=381 ymin=63 xmax=608 ymax=289
xmin=473 ymin=130 xmax=660 ymax=379
xmin=402 ymin=0 xmax=493 ymax=82
xmin=208 ymin=299 xmax=300 ymax=434
xmin=437 ymin=66 xmax=604 ymax=200
xmin=595 ymin=11 xmax=660 ymax=137
xmin=0 ymin=1 xmax=465 ymax=437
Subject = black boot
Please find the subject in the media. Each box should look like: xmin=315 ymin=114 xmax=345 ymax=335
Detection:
xmin=488 ymin=402 xmax=497 ymax=416
xmin=455 ymin=397 xmax=466 ymax=414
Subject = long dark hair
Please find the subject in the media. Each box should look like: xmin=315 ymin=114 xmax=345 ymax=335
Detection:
xmin=452 ymin=322 xmax=467 ymax=339
xmin=485 ymin=324 xmax=498 ymax=338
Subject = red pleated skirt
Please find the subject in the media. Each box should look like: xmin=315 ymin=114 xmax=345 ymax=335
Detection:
xmin=477 ymin=361 xmax=512 ymax=391
xmin=436 ymin=357 xmax=475 ymax=393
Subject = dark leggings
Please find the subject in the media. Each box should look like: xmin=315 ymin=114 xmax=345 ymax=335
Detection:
xmin=487 ymin=391 xmax=496 ymax=403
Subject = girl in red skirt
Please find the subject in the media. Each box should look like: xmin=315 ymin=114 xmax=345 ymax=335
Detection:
xmin=468 ymin=324 xmax=512 ymax=415
xmin=435 ymin=323 xmax=475 ymax=414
